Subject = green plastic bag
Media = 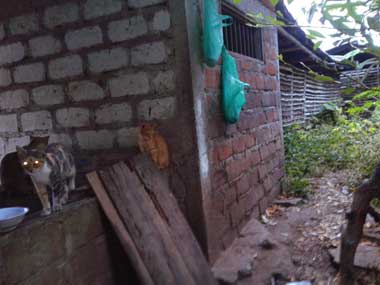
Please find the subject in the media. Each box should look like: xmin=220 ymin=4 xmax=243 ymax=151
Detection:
xmin=221 ymin=47 xmax=251 ymax=124
xmin=203 ymin=0 xmax=232 ymax=67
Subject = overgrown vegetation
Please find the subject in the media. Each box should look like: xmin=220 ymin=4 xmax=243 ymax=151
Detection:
xmin=284 ymin=88 xmax=380 ymax=197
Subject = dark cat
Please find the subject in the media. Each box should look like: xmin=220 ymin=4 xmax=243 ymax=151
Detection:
xmin=17 ymin=143 xmax=76 ymax=215
xmin=0 ymin=136 xmax=49 ymax=212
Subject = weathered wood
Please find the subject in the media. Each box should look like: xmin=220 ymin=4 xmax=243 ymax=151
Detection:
xmin=86 ymin=172 xmax=154 ymax=285
xmin=99 ymin=162 xmax=196 ymax=285
xmin=130 ymin=155 xmax=217 ymax=285
xmin=338 ymin=166 xmax=380 ymax=285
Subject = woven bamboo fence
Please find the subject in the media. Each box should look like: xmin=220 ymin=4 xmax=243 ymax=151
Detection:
xmin=280 ymin=65 xmax=341 ymax=126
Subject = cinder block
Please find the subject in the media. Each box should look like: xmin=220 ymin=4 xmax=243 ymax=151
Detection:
xmin=138 ymin=97 xmax=175 ymax=120
xmin=151 ymin=9 xmax=171 ymax=31
xmin=32 ymin=85 xmax=64 ymax=106
xmin=152 ymin=70 xmax=175 ymax=93
xmin=4 ymin=136 xmax=29 ymax=154
xmin=0 ymin=114 xmax=18 ymax=132
xmin=14 ymin=62 xmax=45 ymax=83
xmin=109 ymin=72 xmax=149 ymax=97
xmin=84 ymin=0 xmax=122 ymax=19
xmin=68 ymin=80 xmax=105 ymax=102
xmin=49 ymin=55 xmax=83 ymax=79
xmin=88 ymin=47 xmax=128 ymax=73
xmin=29 ymin=35 xmax=62 ymax=57
xmin=65 ymin=26 xmax=103 ymax=50
xmin=56 ymin=108 xmax=90 ymax=128
xmin=21 ymin=111 xmax=53 ymax=131
xmin=95 ymin=103 xmax=132 ymax=124
xmin=48 ymin=133 xmax=73 ymax=148
xmin=0 ymin=42 xmax=25 ymax=65
xmin=76 ymin=130 xmax=115 ymax=150
xmin=0 ymin=89 xmax=29 ymax=111
xmin=117 ymin=127 xmax=139 ymax=148
xmin=9 ymin=14 xmax=39 ymax=35
xmin=131 ymin=41 xmax=167 ymax=66
xmin=0 ymin=68 xmax=11 ymax=87
xmin=108 ymin=16 xmax=147 ymax=43
xmin=128 ymin=0 xmax=166 ymax=8
xmin=44 ymin=3 xmax=79 ymax=29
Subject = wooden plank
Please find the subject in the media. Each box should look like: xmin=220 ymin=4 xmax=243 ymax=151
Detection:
xmin=99 ymin=162 xmax=196 ymax=285
xmin=86 ymin=172 xmax=154 ymax=285
xmin=130 ymin=155 xmax=217 ymax=285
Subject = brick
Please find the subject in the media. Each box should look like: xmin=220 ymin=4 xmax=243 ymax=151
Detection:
xmin=68 ymin=80 xmax=105 ymax=102
xmin=214 ymin=140 xmax=232 ymax=161
xmin=65 ymin=26 xmax=103 ymax=50
xmin=151 ymin=9 xmax=171 ymax=31
xmin=138 ymin=97 xmax=175 ymax=120
xmin=0 ymin=42 xmax=25 ymax=65
xmin=49 ymin=55 xmax=83 ymax=79
xmin=108 ymin=16 xmax=147 ymax=43
xmin=204 ymin=67 xmax=220 ymax=89
xmin=249 ymin=169 xmax=259 ymax=186
xmin=88 ymin=47 xmax=128 ymax=73
xmin=131 ymin=41 xmax=167 ymax=66
xmin=32 ymin=85 xmax=64 ymax=106
xmin=109 ymin=72 xmax=149 ymax=97
xmin=212 ymin=169 xmax=227 ymax=189
xmin=247 ymin=150 xmax=260 ymax=166
xmin=29 ymin=35 xmax=62 ymax=57
xmin=266 ymin=62 xmax=277 ymax=76
xmin=14 ymin=62 xmax=45 ymax=83
xmin=117 ymin=127 xmax=139 ymax=148
xmin=21 ymin=111 xmax=52 ymax=131
xmin=128 ymin=0 xmax=166 ymax=8
xmin=261 ymin=93 xmax=276 ymax=107
xmin=153 ymin=70 xmax=175 ymax=93
xmin=44 ymin=3 xmax=79 ymax=29
xmin=76 ymin=130 xmax=115 ymax=150
xmin=0 ymin=68 xmax=11 ymax=87
xmin=9 ymin=14 xmax=39 ymax=35
xmin=84 ymin=0 xmax=122 ymax=19
xmin=232 ymin=136 xmax=246 ymax=154
xmin=0 ymin=114 xmax=17 ymax=132
xmin=0 ymin=89 xmax=29 ymax=110
xmin=95 ymin=103 xmax=132 ymax=124
xmin=236 ymin=174 xmax=250 ymax=197
xmin=56 ymin=108 xmax=90 ymax=128
xmin=255 ymin=74 xmax=265 ymax=90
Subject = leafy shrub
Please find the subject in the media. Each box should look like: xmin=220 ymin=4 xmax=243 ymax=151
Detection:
xmin=284 ymin=100 xmax=380 ymax=196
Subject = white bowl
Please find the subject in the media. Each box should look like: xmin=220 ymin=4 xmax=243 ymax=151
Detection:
xmin=0 ymin=207 xmax=29 ymax=233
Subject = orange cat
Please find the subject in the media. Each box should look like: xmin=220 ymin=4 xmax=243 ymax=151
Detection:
xmin=138 ymin=123 xmax=169 ymax=169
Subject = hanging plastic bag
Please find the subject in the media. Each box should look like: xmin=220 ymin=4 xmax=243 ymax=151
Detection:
xmin=203 ymin=0 xmax=232 ymax=67
xmin=221 ymin=47 xmax=251 ymax=124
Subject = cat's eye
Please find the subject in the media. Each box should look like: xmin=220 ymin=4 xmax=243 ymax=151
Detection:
xmin=22 ymin=161 xmax=28 ymax=166
xmin=34 ymin=161 xmax=39 ymax=165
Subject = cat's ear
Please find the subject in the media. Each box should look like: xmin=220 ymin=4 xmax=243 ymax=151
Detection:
xmin=30 ymin=136 xmax=49 ymax=149
xmin=16 ymin=146 xmax=27 ymax=159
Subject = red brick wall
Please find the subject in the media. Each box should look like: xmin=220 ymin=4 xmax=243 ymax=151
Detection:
xmin=203 ymin=23 xmax=284 ymax=260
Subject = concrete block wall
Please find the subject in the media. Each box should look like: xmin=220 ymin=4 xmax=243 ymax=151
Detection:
xmin=202 ymin=0 xmax=285 ymax=261
xmin=0 ymin=199 xmax=117 ymax=285
xmin=0 ymin=0 xmax=176 ymax=170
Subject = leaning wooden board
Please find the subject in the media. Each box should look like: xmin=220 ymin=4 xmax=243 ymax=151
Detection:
xmin=87 ymin=158 xmax=217 ymax=285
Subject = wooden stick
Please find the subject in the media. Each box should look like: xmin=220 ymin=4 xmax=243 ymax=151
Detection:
xmin=86 ymin=172 xmax=153 ymax=285
xmin=338 ymin=166 xmax=380 ymax=285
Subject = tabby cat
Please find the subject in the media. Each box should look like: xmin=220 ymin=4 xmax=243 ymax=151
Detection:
xmin=138 ymin=123 xmax=170 ymax=169
xmin=16 ymin=143 xmax=76 ymax=215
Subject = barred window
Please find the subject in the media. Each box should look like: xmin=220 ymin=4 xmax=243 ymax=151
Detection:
xmin=222 ymin=3 xmax=263 ymax=60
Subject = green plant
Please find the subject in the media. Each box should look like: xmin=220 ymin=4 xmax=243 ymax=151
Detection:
xmin=284 ymin=103 xmax=380 ymax=196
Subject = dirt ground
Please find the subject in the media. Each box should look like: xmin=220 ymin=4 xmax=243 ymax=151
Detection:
xmin=213 ymin=171 xmax=380 ymax=285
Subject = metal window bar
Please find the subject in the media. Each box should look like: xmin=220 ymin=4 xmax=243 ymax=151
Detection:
xmin=221 ymin=5 xmax=263 ymax=60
